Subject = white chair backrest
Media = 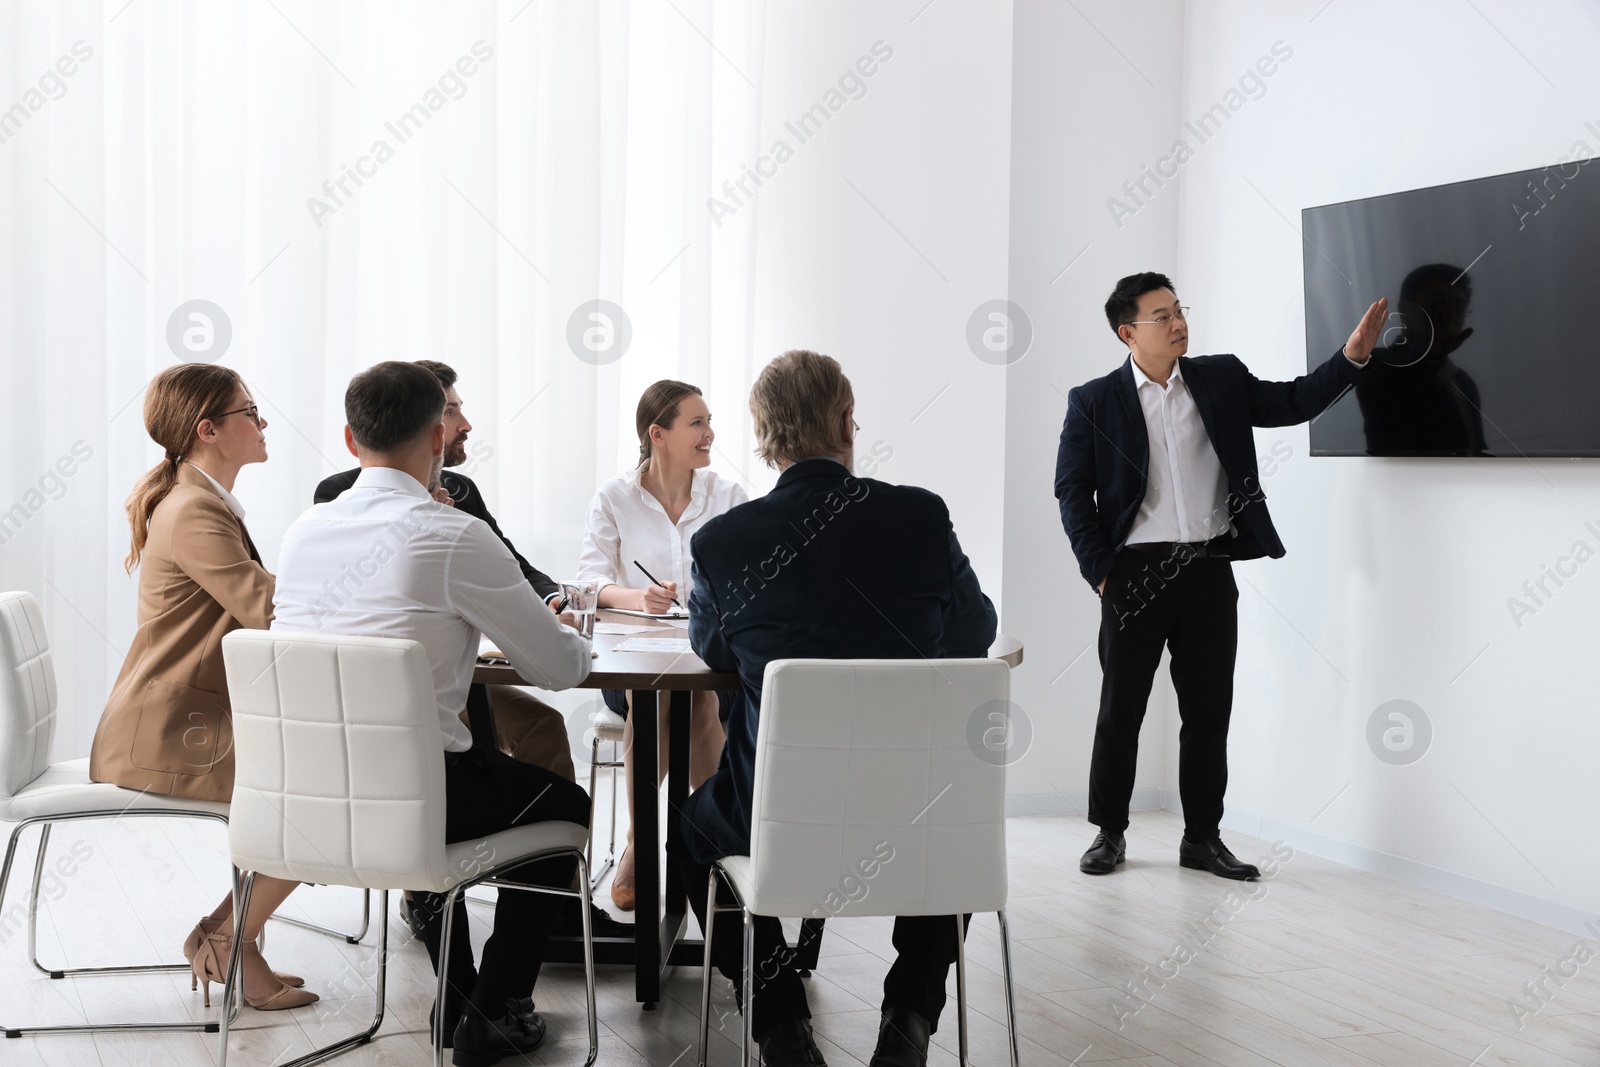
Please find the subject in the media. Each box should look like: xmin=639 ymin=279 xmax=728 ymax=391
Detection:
xmin=746 ymin=658 xmax=1010 ymax=918
xmin=221 ymin=629 xmax=449 ymax=890
xmin=0 ymin=591 xmax=58 ymax=798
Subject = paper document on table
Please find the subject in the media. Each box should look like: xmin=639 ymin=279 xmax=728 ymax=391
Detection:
xmin=614 ymin=637 xmax=694 ymax=654
xmin=607 ymin=608 xmax=690 ymax=623
xmin=593 ymin=622 xmax=655 ymax=635
xmin=477 ymin=634 xmax=508 ymax=663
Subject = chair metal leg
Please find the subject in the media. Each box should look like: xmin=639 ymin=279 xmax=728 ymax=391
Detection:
xmin=583 ymin=737 xmax=620 ymax=892
xmin=214 ymin=868 xmax=256 ymax=1067
xmin=696 ymin=866 xmax=719 ymax=1067
xmin=606 ymin=739 xmax=618 ymax=860
xmin=270 ymin=887 xmax=371 ymax=944
xmin=954 ymin=913 xmax=970 ymax=1067
xmin=997 ymin=909 xmax=1020 ymax=1067
xmin=575 ymin=854 xmax=600 ymax=1067
xmin=26 ymin=822 xmax=51 ymax=974
xmin=587 ymin=737 xmax=600 ymax=882
xmin=433 ymin=885 xmax=461 ymax=1067
xmin=741 ymin=905 xmax=755 ymax=1067
xmin=2 ymin=813 xmax=227 ymax=1037
xmin=434 ymin=848 xmax=599 ymax=1067
xmin=33 ymin=821 xmax=190 ymax=978
xmin=218 ymin=877 xmax=390 ymax=1067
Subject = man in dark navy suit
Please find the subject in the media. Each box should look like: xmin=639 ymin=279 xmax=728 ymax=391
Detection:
xmin=683 ymin=350 xmax=996 ymax=1067
xmin=1055 ymin=273 xmax=1386 ymax=881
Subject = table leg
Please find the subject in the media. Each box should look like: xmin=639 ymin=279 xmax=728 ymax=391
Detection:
xmin=632 ymin=689 xmax=660 ymax=1006
xmin=663 ymin=690 xmax=692 ymax=965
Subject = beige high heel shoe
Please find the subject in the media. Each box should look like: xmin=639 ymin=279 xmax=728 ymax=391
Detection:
xmin=182 ymin=917 xmax=304 ymax=988
xmin=610 ymin=846 xmax=636 ymax=911
xmin=190 ymin=931 xmax=319 ymax=1011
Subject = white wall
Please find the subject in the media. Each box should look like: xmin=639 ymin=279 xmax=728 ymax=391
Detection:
xmin=1004 ymin=0 xmax=1600 ymax=933
xmin=1002 ymin=0 xmax=1186 ymax=812
xmin=1174 ymin=0 xmax=1600 ymax=931
xmin=748 ymin=1 xmax=1015 ymax=592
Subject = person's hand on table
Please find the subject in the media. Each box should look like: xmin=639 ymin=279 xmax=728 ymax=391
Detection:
xmin=555 ymin=611 xmax=578 ymax=629
xmin=641 ymin=581 xmax=678 ymax=614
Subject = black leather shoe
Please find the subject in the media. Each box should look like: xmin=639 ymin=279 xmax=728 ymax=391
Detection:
xmin=1179 ymin=836 xmax=1259 ymax=880
xmin=756 ymin=1017 xmax=828 ymax=1067
xmin=550 ymin=899 xmax=634 ymax=939
xmin=401 ymin=894 xmax=429 ymax=938
xmin=1079 ymin=831 xmax=1126 ymax=874
xmin=451 ymin=998 xmax=545 ymax=1066
xmin=869 ymin=1007 xmax=932 ymax=1067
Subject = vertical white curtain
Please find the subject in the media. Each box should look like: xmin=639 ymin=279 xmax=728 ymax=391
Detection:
xmin=0 ymin=0 xmax=767 ymax=759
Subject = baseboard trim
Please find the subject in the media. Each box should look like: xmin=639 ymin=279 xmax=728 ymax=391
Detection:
xmin=1005 ymin=790 xmax=1594 ymax=936
xmin=1220 ymin=807 xmax=1598 ymax=938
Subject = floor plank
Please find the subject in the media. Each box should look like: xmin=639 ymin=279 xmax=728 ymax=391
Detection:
xmin=3 ymin=807 xmax=1594 ymax=1065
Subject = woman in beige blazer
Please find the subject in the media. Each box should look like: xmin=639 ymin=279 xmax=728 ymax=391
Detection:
xmin=90 ymin=364 xmax=316 ymax=1011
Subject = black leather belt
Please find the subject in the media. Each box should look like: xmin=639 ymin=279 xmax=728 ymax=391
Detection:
xmin=1124 ymin=537 xmax=1231 ymax=559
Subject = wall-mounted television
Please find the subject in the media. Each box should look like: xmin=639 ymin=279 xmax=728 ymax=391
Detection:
xmin=1303 ymin=159 xmax=1600 ymax=457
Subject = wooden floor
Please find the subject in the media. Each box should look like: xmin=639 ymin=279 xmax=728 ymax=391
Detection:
xmin=2 ymin=806 xmax=1596 ymax=1066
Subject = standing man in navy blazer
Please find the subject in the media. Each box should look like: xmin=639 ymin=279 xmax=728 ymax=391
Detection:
xmin=1055 ymin=272 xmax=1386 ymax=880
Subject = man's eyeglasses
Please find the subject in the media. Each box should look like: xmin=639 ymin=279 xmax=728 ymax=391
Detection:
xmin=212 ymin=404 xmax=263 ymax=426
xmin=1127 ymin=306 xmax=1191 ymax=329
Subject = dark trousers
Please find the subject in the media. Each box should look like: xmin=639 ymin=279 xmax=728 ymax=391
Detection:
xmin=416 ymin=745 xmax=591 ymax=1020
xmin=1088 ymin=547 xmax=1238 ymax=841
xmin=675 ymin=847 xmax=970 ymax=1040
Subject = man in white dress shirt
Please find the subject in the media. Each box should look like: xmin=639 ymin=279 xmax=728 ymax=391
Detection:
xmin=272 ymin=361 xmax=594 ymax=1064
xmin=1055 ymin=272 xmax=1386 ymax=880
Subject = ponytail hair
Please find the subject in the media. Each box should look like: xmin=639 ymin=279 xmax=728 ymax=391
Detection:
xmin=124 ymin=364 xmax=243 ymax=573
xmin=634 ymin=379 xmax=703 ymax=471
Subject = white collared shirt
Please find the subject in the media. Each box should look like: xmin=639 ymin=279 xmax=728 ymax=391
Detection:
xmin=1123 ymin=358 xmax=1231 ymax=545
xmin=187 ymin=462 xmax=246 ymax=520
xmin=577 ymin=467 xmax=748 ymax=597
xmin=271 ymin=466 xmax=592 ymax=751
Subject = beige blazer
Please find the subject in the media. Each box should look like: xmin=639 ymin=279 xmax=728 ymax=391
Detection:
xmin=89 ymin=464 xmax=274 ymax=802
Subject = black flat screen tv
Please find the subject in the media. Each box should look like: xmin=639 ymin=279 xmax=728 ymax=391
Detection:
xmin=1302 ymin=159 xmax=1600 ymax=456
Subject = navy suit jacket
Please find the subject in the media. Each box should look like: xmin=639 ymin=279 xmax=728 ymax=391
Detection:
xmin=682 ymin=458 xmax=997 ymax=863
xmin=314 ymin=467 xmax=562 ymax=604
xmin=1054 ymin=349 xmax=1361 ymax=590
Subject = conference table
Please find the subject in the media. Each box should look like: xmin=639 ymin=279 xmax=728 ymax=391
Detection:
xmin=474 ymin=609 xmax=1024 ymax=1007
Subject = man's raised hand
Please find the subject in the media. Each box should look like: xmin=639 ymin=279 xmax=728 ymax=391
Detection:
xmin=1344 ymin=297 xmax=1390 ymax=364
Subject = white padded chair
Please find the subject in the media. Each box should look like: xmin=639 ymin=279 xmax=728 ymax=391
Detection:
xmin=0 ymin=590 xmax=370 ymax=1040
xmin=583 ymin=706 xmax=626 ymax=890
xmin=218 ymin=629 xmax=599 ymax=1067
xmin=0 ymin=590 xmax=231 ymax=1038
xmin=695 ymin=659 xmax=1021 ymax=1067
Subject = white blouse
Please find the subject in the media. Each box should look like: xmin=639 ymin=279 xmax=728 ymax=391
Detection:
xmin=577 ymin=467 xmax=749 ymax=600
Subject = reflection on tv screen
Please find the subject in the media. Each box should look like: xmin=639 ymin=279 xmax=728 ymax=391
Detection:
xmin=1303 ymin=159 xmax=1600 ymax=457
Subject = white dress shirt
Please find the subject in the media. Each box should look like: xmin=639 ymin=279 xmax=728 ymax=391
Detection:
xmin=577 ymin=467 xmax=748 ymax=598
xmin=271 ymin=466 xmax=592 ymax=751
xmin=1123 ymin=358 xmax=1232 ymax=546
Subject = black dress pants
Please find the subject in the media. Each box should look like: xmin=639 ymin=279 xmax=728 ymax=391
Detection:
xmin=416 ymin=745 xmax=591 ymax=1020
xmin=1088 ymin=547 xmax=1238 ymax=841
xmin=674 ymin=844 xmax=971 ymax=1040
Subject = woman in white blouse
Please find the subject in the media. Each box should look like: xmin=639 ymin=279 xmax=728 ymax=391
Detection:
xmin=577 ymin=380 xmax=748 ymax=910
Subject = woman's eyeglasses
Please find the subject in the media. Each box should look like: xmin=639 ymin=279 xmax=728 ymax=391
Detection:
xmin=212 ymin=404 xmax=262 ymax=426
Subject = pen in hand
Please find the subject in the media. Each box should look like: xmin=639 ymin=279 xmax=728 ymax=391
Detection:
xmin=632 ymin=560 xmax=683 ymax=611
